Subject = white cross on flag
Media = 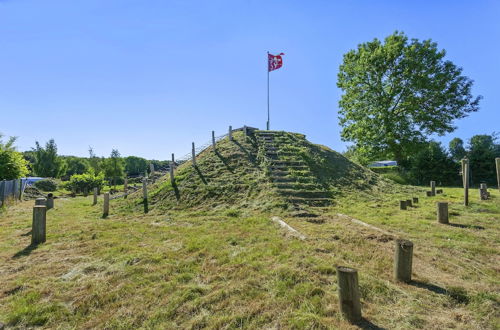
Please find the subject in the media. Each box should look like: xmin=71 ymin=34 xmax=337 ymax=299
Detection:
xmin=268 ymin=53 xmax=285 ymax=72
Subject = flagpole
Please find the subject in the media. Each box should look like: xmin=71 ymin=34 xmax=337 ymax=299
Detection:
xmin=267 ymin=51 xmax=270 ymax=131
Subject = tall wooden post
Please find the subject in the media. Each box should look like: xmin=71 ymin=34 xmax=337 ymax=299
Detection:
xmin=228 ymin=126 xmax=233 ymax=141
xmin=124 ymin=177 xmax=128 ymax=199
xmin=32 ymin=205 xmax=47 ymax=245
xmin=169 ymin=164 xmax=175 ymax=184
xmin=171 ymin=153 xmax=175 ymax=169
xmin=437 ymin=202 xmax=448 ymax=224
xmin=150 ymin=163 xmax=155 ymax=177
xmin=143 ymin=179 xmax=149 ymax=213
xmin=496 ymin=158 xmax=500 ymax=191
xmin=93 ymin=187 xmax=98 ymax=205
xmin=462 ymin=158 xmax=469 ymax=206
xmin=103 ymin=193 xmax=110 ymax=218
xmin=191 ymin=142 xmax=196 ymax=166
xmin=336 ymin=266 xmax=362 ymax=323
xmin=394 ymin=239 xmax=413 ymax=283
xmin=430 ymin=181 xmax=436 ymax=196
xmin=212 ymin=130 xmax=216 ymax=149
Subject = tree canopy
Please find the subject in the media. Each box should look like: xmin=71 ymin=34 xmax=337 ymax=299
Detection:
xmin=337 ymin=31 xmax=481 ymax=164
xmin=33 ymin=139 xmax=67 ymax=178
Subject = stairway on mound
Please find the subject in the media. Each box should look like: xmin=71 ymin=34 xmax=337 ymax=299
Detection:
xmin=255 ymin=131 xmax=332 ymax=208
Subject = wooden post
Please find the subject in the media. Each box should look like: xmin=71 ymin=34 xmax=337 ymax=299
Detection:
xmin=35 ymin=198 xmax=46 ymax=206
xmin=496 ymin=158 xmax=500 ymax=191
xmin=191 ymin=142 xmax=196 ymax=166
xmin=46 ymin=193 xmax=54 ymax=210
xmin=171 ymin=153 xmax=175 ymax=169
xmin=103 ymin=193 xmax=110 ymax=218
xmin=430 ymin=181 xmax=436 ymax=196
xmin=412 ymin=197 xmax=419 ymax=204
xmin=212 ymin=130 xmax=216 ymax=149
xmin=479 ymin=183 xmax=487 ymax=200
xmin=243 ymin=125 xmax=248 ymax=136
xmin=399 ymin=200 xmax=407 ymax=210
xmin=336 ymin=266 xmax=362 ymax=323
xmin=426 ymin=191 xmax=432 ymax=197
xmin=406 ymin=199 xmax=412 ymax=207
xmin=437 ymin=202 xmax=448 ymax=224
xmin=124 ymin=177 xmax=128 ymax=199
xmin=169 ymin=164 xmax=175 ymax=183
xmin=394 ymin=239 xmax=413 ymax=283
xmin=228 ymin=125 xmax=233 ymax=141
xmin=32 ymin=205 xmax=47 ymax=245
xmin=93 ymin=188 xmax=98 ymax=205
xmin=143 ymin=179 xmax=148 ymax=213
xmin=150 ymin=163 xmax=155 ymax=177
xmin=462 ymin=158 xmax=469 ymax=206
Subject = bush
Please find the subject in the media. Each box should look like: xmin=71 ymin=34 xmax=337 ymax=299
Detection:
xmin=64 ymin=171 xmax=105 ymax=194
xmin=34 ymin=178 xmax=58 ymax=192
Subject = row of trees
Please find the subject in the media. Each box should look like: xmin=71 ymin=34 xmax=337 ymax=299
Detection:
xmin=0 ymin=135 xmax=169 ymax=184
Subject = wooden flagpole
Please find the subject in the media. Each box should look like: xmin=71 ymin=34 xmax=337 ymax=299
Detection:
xmin=267 ymin=51 xmax=270 ymax=131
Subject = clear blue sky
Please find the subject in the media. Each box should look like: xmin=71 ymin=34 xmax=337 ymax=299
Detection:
xmin=1 ymin=0 xmax=499 ymax=159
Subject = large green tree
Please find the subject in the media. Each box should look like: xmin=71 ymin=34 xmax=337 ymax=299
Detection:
xmin=104 ymin=149 xmax=124 ymax=188
xmin=0 ymin=134 xmax=29 ymax=180
xmin=449 ymin=137 xmax=467 ymax=162
xmin=337 ymin=31 xmax=481 ymax=165
xmin=124 ymin=156 xmax=148 ymax=176
xmin=33 ymin=139 xmax=67 ymax=178
xmin=468 ymin=134 xmax=500 ymax=185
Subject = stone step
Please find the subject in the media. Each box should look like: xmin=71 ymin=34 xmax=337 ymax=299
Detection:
xmin=286 ymin=197 xmax=332 ymax=206
xmin=270 ymin=160 xmax=305 ymax=166
xmin=275 ymin=183 xmax=319 ymax=190
xmin=278 ymin=189 xmax=332 ymax=198
xmin=270 ymin=165 xmax=309 ymax=171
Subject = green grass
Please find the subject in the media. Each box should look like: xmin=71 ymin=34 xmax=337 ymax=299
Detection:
xmin=0 ymin=185 xmax=498 ymax=329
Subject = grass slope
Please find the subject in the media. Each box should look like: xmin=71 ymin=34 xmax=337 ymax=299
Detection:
xmin=0 ymin=186 xmax=498 ymax=329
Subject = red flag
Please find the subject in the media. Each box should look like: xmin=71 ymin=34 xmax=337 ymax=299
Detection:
xmin=268 ymin=53 xmax=284 ymax=72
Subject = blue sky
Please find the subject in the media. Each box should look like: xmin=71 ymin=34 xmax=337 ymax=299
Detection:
xmin=1 ymin=0 xmax=499 ymax=159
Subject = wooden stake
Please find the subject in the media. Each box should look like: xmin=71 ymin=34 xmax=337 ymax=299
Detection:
xmin=191 ymin=142 xmax=196 ymax=166
xmin=46 ymin=193 xmax=54 ymax=210
xmin=124 ymin=177 xmax=128 ymax=199
xmin=171 ymin=153 xmax=175 ymax=169
xmin=212 ymin=130 xmax=216 ymax=149
xmin=430 ymin=181 xmax=436 ymax=196
xmin=412 ymin=197 xmax=419 ymax=204
xmin=103 ymin=193 xmax=110 ymax=218
xmin=462 ymin=158 xmax=469 ymax=206
xmin=399 ymin=200 xmax=407 ymax=210
xmin=229 ymin=125 xmax=233 ymax=141
xmin=93 ymin=188 xmax=98 ymax=205
xmin=406 ymin=199 xmax=412 ymax=207
xmin=32 ymin=205 xmax=47 ymax=245
xmin=143 ymin=179 xmax=148 ymax=213
xmin=426 ymin=191 xmax=432 ymax=197
xmin=437 ymin=202 xmax=448 ymax=224
xmin=169 ymin=164 xmax=175 ymax=183
xmin=496 ymin=158 xmax=500 ymax=191
xmin=336 ymin=266 xmax=362 ymax=323
xmin=394 ymin=239 xmax=413 ymax=283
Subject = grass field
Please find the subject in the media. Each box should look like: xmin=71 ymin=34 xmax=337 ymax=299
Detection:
xmin=0 ymin=186 xmax=498 ymax=329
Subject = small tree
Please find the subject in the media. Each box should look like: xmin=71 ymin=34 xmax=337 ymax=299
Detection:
xmin=104 ymin=149 xmax=124 ymax=188
xmin=0 ymin=134 xmax=29 ymax=180
xmin=88 ymin=146 xmax=103 ymax=174
xmin=65 ymin=170 xmax=105 ymax=195
xmin=337 ymin=31 xmax=481 ymax=165
xmin=33 ymin=139 xmax=67 ymax=178
xmin=449 ymin=138 xmax=467 ymax=162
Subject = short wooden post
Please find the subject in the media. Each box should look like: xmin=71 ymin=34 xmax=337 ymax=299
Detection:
xmin=336 ymin=266 xmax=362 ymax=323
xmin=462 ymin=158 xmax=469 ymax=206
xmin=437 ymin=202 xmax=448 ymax=224
xmin=228 ymin=125 xmax=233 ymax=141
xmin=32 ymin=205 xmax=47 ymax=245
xmin=394 ymin=239 xmax=413 ymax=283
xmin=399 ymin=200 xmax=407 ymax=210
xmin=143 ymin=179 xmax=148 ymax=213
xmin=93 ymin=187 xmax=98 ymax=205
xmin=496 ymin=158 xmax=500 ymax=191
xmin=46 ymin=193 xmax=54 ymax=210
xmin=191 ymin=142 xmax=196 ymax=166
xmin=479 ymin=183 xmax=487 ymax=200
xmin=124 ymin=177 xmax=128 ymax=199
xmin=35 ymin=198 xmax=46 ymax=206
xmin=430 ymin=181 xmax=436 ymax=196
xmin=103 ymin=193 xmax=110 ymax=218
xmin=212 ymin=130 xmax=216 ymax=149
xmin=406 ymin=199 xmax=412 ymax=207
xmin=169 ymin=164 xmax=175 ymax=183
xmin=412 ymin=197 xmax=419 ymax=204
xmin=426 ymin=191 xmax=432 ymax=197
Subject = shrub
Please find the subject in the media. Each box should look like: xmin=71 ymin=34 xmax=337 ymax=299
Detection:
xmin=34 ymin=179 xmax=58 ymax=192
xmin=65 ymin=171 xmax=105 ymax=194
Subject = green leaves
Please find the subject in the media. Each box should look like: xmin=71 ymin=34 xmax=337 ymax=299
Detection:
xmin=337 ymin=31 xmax=481 ymax=163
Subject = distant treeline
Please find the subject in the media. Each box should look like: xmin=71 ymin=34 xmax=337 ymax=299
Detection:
xmin=346 ymin=134 xmax=500 ymax=187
